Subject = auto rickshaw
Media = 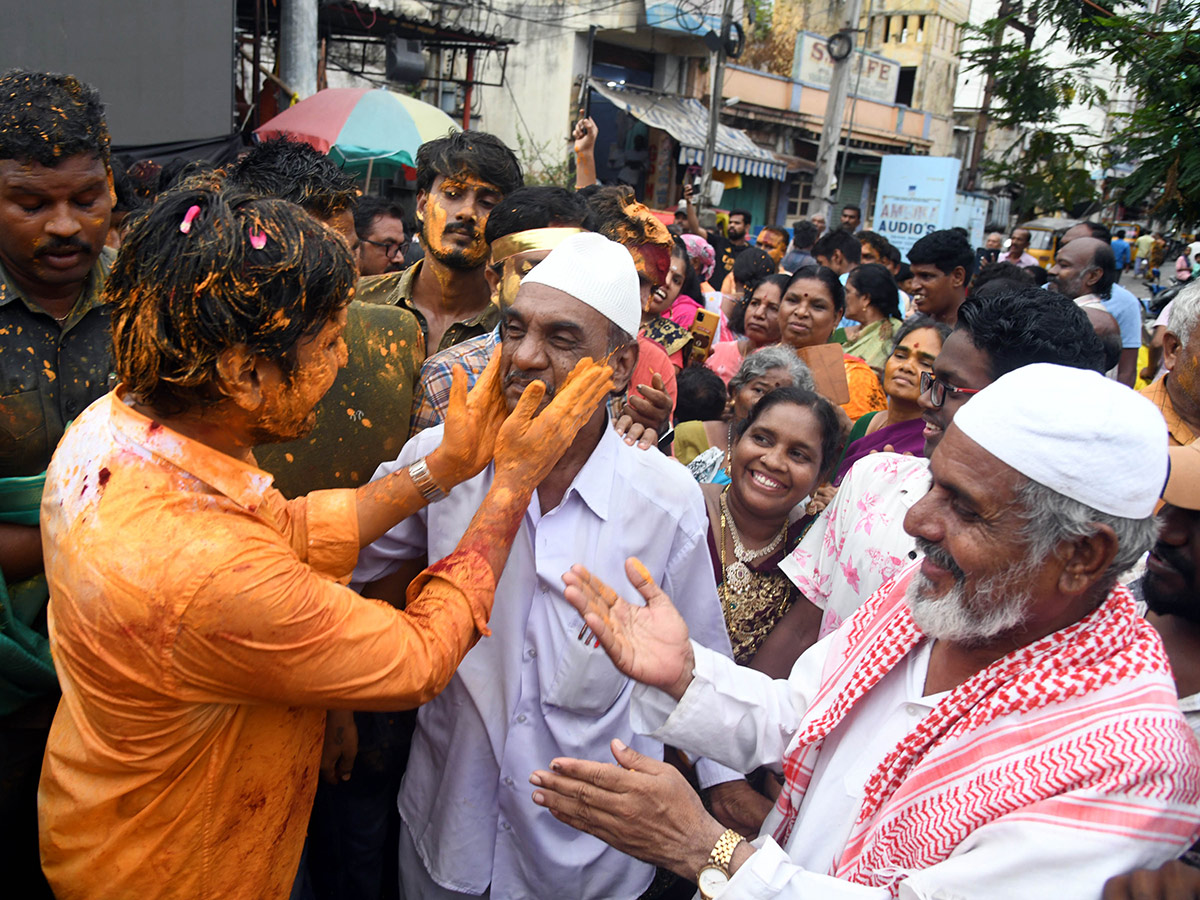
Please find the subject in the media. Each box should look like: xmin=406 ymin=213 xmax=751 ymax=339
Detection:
xmin=1015 ymin=217 xmax=1083 ymax=268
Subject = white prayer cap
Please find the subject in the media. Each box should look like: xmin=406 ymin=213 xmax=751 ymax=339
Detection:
xmin=521 ymin=232 xmax=641 ymax=337
xmin=952 ymin=363 xmax=1168 ymax=518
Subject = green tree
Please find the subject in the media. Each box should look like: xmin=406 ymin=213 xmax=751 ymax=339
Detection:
xmin=963 ymin=0 xmax=1200 ymax=224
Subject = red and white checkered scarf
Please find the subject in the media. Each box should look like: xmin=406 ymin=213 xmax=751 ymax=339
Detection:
xmin=772 ymin=564 xmax=1200 ymax=895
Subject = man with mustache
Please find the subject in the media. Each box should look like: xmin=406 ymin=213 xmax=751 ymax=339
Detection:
xmin=1058 ymin=222 xmax=1142 ymax=387
xmin=1139 ymin=440 xmax=1200 ymax=739
xmin=1141 ymin=281 xmax=1200 ymax=447
xmin=1046 ymin=234 xmax=1137 ymax=386
xmin=769 ymin=288 xmax=1106 ymax=659
xmin=354 ymin=233 xmax=738 ymax=900
xmin=358 ymin=131 xmax=523 ymax=358
xmin=0 ymin=70 xmax=115 ymax=899
xmin=532 ymin=364 xmax=1200 ymax=900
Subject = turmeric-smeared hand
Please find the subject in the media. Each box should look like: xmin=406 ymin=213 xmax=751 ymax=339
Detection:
xmin=561 ymin=558 xmax=694 ymax=700
xmin=427 ymin=353 xmax=508 ymax=489
xmin=493 ymin=357 xmax=614 ymax=487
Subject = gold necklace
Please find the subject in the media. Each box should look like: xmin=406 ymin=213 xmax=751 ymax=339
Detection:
xmin=719 ymin=488 xmax=787 ymax=593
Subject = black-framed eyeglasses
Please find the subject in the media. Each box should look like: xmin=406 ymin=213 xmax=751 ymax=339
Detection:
xmin=361 ymin=238 xmax=409 ymax=258
xmin=920 ymin=371 xmax=983 ymax=409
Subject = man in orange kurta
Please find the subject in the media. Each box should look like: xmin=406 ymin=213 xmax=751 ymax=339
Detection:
xmin=36 ymin=185 xmax=612 ymax=900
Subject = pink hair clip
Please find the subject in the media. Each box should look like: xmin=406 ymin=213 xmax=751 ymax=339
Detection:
xmin=179 ymin=205 xmax=201 ymax=234
xmin=248 ymin=227 xmax=267 ymax=250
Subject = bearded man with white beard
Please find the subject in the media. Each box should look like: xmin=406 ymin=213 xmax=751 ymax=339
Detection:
xmin=526 ymin=363 xmax=1200 ymax=900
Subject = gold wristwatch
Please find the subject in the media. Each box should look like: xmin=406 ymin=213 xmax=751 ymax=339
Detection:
xmin=697 ymin=828 xmax=743 ymax=899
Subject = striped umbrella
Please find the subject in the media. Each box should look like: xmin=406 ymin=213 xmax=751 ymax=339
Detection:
xmin=254 ymin=87 xmax=460 ymax=180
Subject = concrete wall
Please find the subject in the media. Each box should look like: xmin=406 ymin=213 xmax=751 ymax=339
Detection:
xmin=461 ymin=0 xmax=706 ymax=179
xmin=761 ymin=0 xmax=968 ymax=118
xmin=722 ymin=65 xmax=955 ymax=156
xmin=470 ymin=14 xmax=585 ymax=176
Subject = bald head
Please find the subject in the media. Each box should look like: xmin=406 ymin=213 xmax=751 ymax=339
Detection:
xmin=1083 ymin=306 xmax=1121 ymax=371
xmin=1061 ymin=222 xmax=1110 ymax=245
xmin=1049 ymin=237 xmax=1115 ymax=301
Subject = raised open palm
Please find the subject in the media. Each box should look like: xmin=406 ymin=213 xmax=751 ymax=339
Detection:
xmin=561 ymin=558 xmax=695 ymax=700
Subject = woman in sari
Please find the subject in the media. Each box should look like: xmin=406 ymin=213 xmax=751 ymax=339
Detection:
xmin=705 ymin=274 xmax=790 ymax=385
xmin=699 ymin=386 xmax=841 ymax=667
xmin=777 ymin=265 xmax=887 ymax=421
xmin=836 ymin=263 xmax=904 ymax=375
xmin=833 ymin=314 xmax=951 ymax=483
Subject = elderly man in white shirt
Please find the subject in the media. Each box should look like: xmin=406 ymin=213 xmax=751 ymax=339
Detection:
xmin=532 ymin=364 xmax=1200 ymax=900
xmin=353 ymin=232 xmax=740 ymax=900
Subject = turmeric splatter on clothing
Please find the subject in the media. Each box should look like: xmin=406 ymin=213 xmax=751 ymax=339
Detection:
xmin=254 ymin=301 xmax=424 ymax=497
xmin=355 ymin=261 xmax=498 ymax=356
xmin=40 ymin=390 xmax=499 ymax=900
xmin=0 ymin=250 xmax=114 ymax=476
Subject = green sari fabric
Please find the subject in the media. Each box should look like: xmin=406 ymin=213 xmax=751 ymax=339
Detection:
xmin=0 ymin=471 xmax=58 ymax=715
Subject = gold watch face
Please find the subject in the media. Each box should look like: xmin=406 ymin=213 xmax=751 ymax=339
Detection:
xmin=697 ymin=864 xmax=730 ymax=898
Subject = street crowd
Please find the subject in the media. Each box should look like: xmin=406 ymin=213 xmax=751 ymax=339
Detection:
xmin=4 ymin=68 xmax=1200 ymax=900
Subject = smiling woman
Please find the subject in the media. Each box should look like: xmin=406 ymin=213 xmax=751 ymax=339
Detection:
xmin=833 ymin=315 xmax=952 ymax=483
xmin=699 ymin=386 xmax=841 ymax=667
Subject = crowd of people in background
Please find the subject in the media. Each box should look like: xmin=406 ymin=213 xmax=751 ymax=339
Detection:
xmin=4 ymin=69 xmax=1200 ymax=900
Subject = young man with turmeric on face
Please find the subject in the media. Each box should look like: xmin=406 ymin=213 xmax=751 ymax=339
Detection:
xmin=358 ymin=131 xmax=524 ymax=357
xmin=225 ymin=138 xmax=428 ymax=497
xmin=36 ymin=186 xmax=613 ymax=900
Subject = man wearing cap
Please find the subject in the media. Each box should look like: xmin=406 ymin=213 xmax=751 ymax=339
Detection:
xmin=531 ymin=363 xmax=1200 ymax=900
xmin=775 ymin=287 xmax=1106 ymax=649
xmin=354 ymin=232 xmax=738 ymax=900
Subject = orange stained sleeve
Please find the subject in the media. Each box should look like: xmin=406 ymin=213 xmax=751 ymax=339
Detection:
xmin=171 ymin=545 xmax=497 ymax=711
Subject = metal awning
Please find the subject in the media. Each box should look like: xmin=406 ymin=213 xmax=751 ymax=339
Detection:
xmin=590 ymin=80 xmax=787 ymax=181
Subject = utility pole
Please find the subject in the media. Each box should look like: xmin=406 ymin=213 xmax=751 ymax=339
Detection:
xmin=811 ymin=0 xmax=865 ymax=228
xmin=836 ymin=0 xmax=874 ymax=204
xmin=279 ymin=0 xmax=319 ymax=102
xmin=966 ymin=0 xmax=1032 ymax=191
xmin=699 ymin=0 xmax=735 ymax=213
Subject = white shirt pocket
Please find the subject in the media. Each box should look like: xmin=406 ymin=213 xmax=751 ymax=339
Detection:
xmin=541 ymin=631 xmax=630 ymax=718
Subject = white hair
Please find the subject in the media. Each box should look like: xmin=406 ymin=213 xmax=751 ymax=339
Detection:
xmin=1013 ymin=478 xmax=1159 ymax=593
xmin=906 ymin=562 xmax=1036 ymax=648
xmin=729 ymin=345 xmax=815 ymax=395
xmin=905 ymin=476 xmax=1159 ymax=646
xmin=1168 ymin=279 xmax=1200 ymax=348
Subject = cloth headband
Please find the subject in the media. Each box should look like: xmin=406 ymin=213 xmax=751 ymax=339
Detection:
xmin=490 ymin=227 xmax=585 ymax=265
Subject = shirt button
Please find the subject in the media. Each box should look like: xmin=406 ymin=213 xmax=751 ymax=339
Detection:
xmin=516 ymin=714 xmax=527 ymax=723
xmin=528 ymin=648 xmax=537 ymax=659
xmin=905 ymin=704 xmax=921 ymax=716
xmin=504 ymin=776 xmax=514 ymax=786
xmin=501 ymin=821 xmax=512 ymax=831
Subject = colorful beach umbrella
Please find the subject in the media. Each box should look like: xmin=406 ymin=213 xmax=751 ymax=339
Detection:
xmin=254 ymin=87 xmax=460 ymax=180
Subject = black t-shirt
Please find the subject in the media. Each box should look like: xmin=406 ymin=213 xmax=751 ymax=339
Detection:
xmin=708 ymin=234 xmax=747 ymax=288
